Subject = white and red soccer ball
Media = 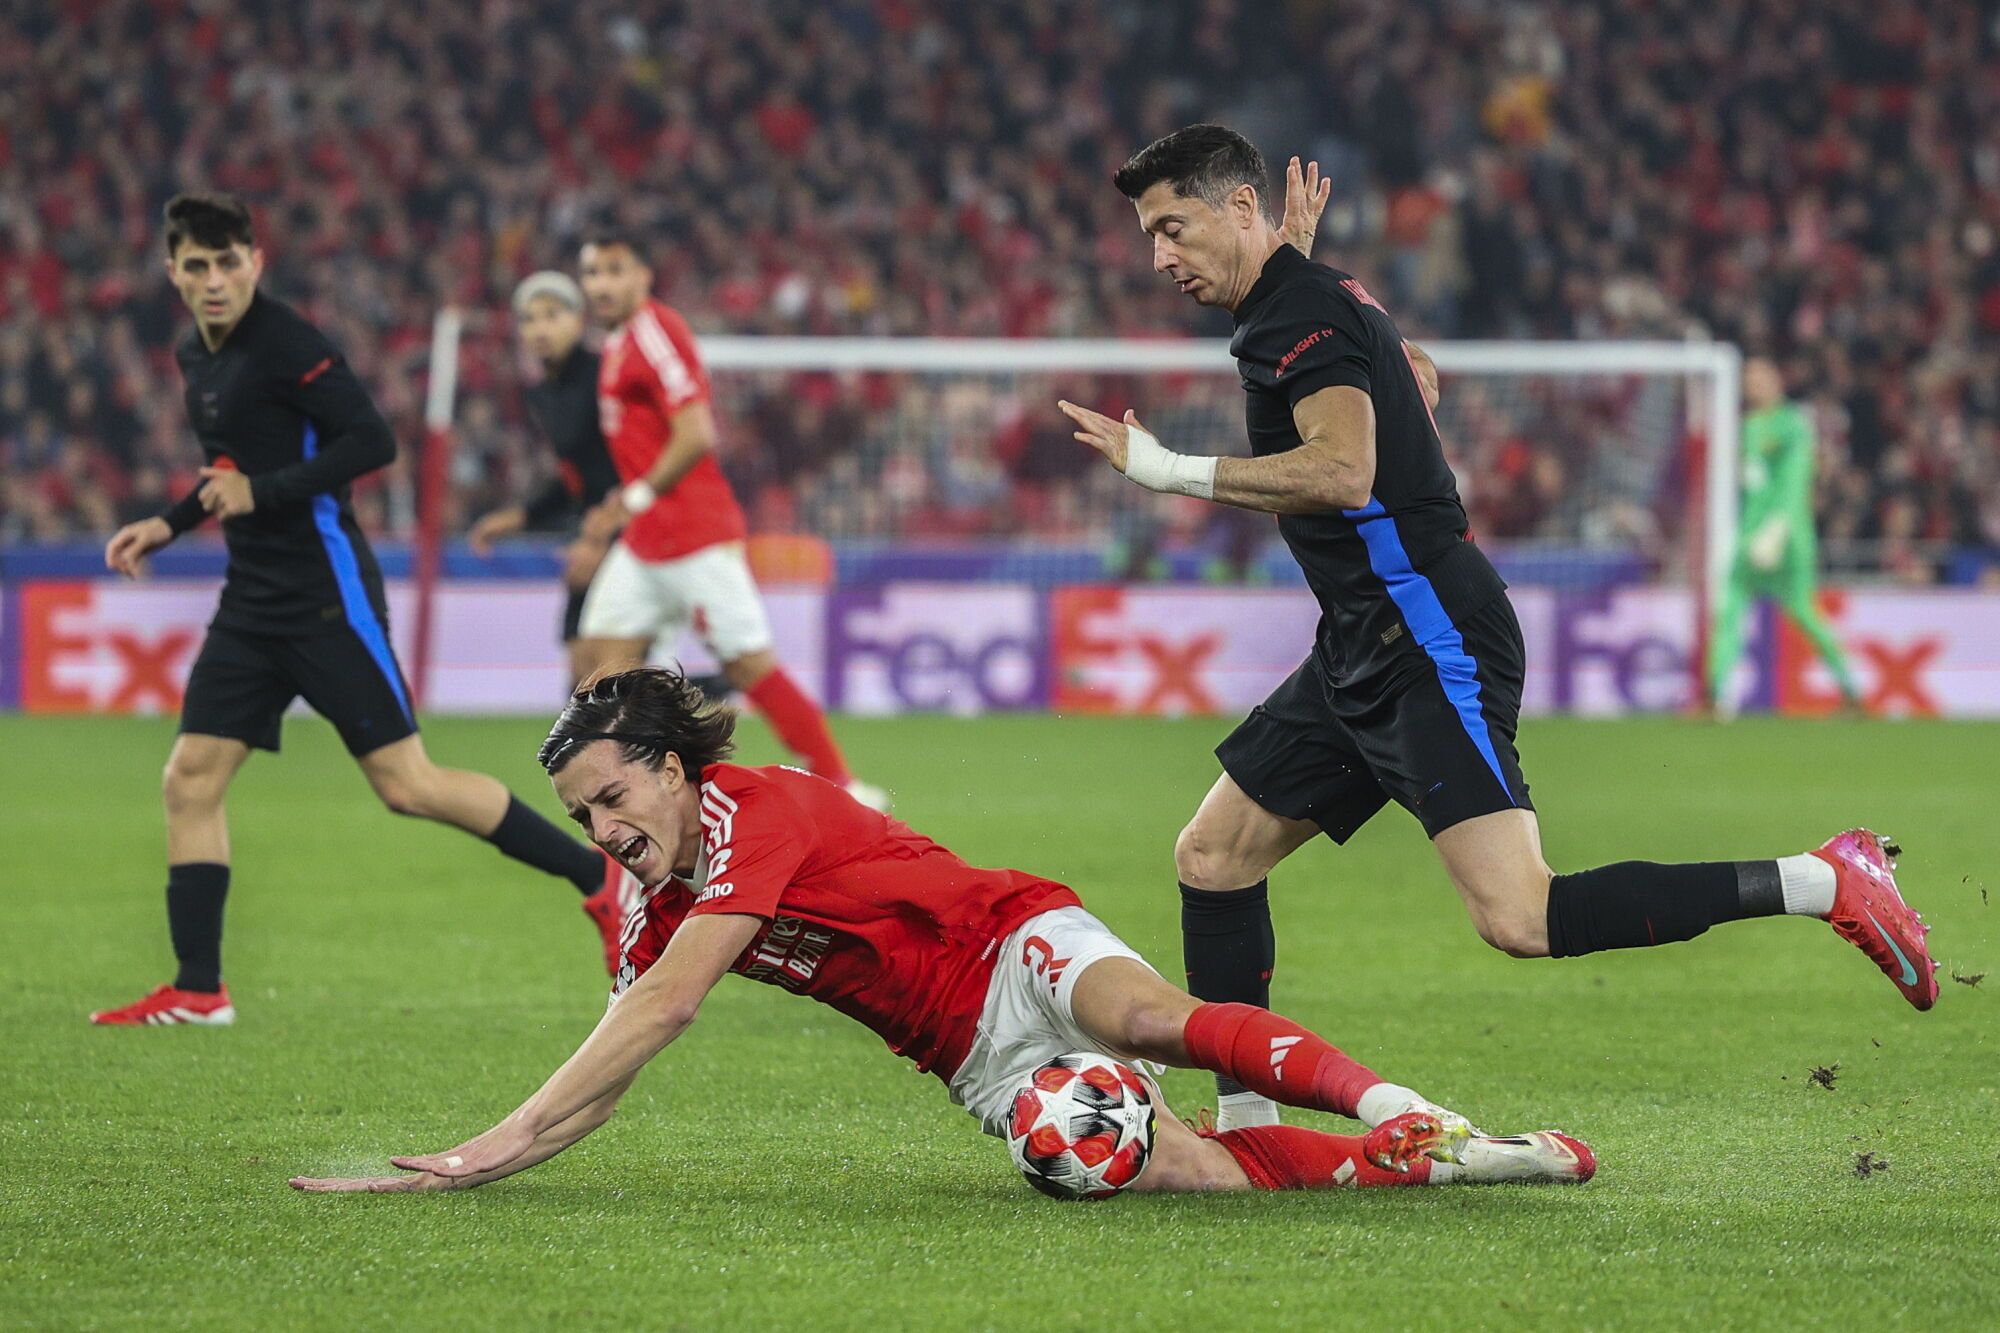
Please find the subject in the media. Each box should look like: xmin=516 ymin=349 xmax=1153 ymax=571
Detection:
xmin=1007 ymin=1053 xmax=1155 ymax=1200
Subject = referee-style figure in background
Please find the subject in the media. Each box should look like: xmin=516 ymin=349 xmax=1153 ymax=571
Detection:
xmin=92 ymin=194 xmax=615 ymax=1027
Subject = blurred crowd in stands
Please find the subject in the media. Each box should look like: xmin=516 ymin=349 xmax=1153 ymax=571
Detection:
xmin=3 ymin=0 xmax=1997 ymax=582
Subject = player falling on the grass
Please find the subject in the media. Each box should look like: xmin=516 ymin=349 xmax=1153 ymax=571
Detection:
xmin=1706 ymin=356 xmax=1862 ymax=716
xmin=1057 ymin=126 xmax=1937 ymax=1128
xmin=572 ymin=231 xmax=887 ymax=811
xmin=92 ymin=194 xmax=619 ymax=1026
xmin=290 ymin=667 xmax=1594 ymax=1198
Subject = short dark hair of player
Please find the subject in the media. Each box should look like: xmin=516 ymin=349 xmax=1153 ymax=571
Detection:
xmin=580 ymin=227 xmax=649 ymax=268
xmin=1113 ymin=124 xmax=1272 ymax=221
xmin=538 ymin=667 xmax=735 ymax=778
xmin=164 ymin=192 xmax=255 ymax=257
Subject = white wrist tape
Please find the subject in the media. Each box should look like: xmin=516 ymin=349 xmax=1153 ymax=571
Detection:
xmin=1122 ymin=424 xmax=1217 ymax=500
xmin=621 ymin=479 xmax=657 ymax=514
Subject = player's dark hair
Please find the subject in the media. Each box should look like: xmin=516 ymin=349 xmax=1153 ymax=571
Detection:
xmin=1113 ymin=124 xmax=1272 ymax=220
xmin=164 ymin=191 xmax=255 ymax=256
xmin=538 ymin=667 xmax=735 ymax=778
xmin=580 ymin=226 xmax=650 ymax=268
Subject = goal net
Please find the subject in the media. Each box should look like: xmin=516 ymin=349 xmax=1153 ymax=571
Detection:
xmin=420 ymin=323 xmax=1739 ymax=709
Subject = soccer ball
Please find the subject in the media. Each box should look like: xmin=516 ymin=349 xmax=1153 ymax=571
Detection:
xmin=1006 ymin=1052 xmax=1155 ymax=1200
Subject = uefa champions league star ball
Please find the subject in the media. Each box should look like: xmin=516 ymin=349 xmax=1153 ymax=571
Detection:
xmin=1007 ymin=1052 xmax=1155 ymax=1200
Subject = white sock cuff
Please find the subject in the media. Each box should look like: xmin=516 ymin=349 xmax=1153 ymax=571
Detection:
xmin=1355 ymin=1082 xmax=1420 ymax=1129
xmin=1777 ymin=853 xmax=1837 ymax=918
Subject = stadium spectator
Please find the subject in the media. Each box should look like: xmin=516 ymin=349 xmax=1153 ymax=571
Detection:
xmin=1 ymin=0 xmax=1995 ymax=579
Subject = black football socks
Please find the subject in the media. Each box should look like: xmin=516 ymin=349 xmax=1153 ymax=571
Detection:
xmin=167 ymin=861 xmax=230 ymax=993
xmin=1181 ymin=880 xmax=1275 ymax=1097
xmin=1545 ymin=859 xmax=1794 ymax=956
xmin=486 ymin=795 xmax=602 ymax=895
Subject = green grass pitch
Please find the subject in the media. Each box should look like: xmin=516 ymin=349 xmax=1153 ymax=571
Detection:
xmin=2 ymin=711 xmax=1995 ymax=1329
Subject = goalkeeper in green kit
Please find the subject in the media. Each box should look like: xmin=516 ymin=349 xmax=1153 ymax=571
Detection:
xmin=1707 ymin=357 xmax=1862 ymax=714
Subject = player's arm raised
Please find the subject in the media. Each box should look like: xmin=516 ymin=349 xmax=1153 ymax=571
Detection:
xmin=1059 ymin=387 xmax=1378 ymax=515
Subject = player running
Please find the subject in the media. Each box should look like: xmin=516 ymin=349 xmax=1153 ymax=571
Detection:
xmin=572 ymin=231 xmax=886 ymax=811
xmin=92 ymin=194 xmax=622 ymax=1025
xmin=1706 ymin=356 xmax=1862 ymax=715
xmin=291 ymin=667 xmax=1593 ymax=1198
xmin=1058 ymin=126 xmax=1935 ymax=1126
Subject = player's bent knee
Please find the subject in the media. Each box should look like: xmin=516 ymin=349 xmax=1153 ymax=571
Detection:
xmin=1120 ymin=1002 xmax=1191 ymax=1062
xmin=1174 ymin=819 xmax=1255 ymax=890
xmin=161 ymin=756 xmax=230 ymax=813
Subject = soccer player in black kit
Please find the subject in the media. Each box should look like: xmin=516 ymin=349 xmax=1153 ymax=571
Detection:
xmin=1060 ymin=126 xmax=1937 ymax=1131
xmin=92 ymin=194 xmax=617 ymax=1026
xmin=467 ymin=271 xmax=625 ymax=689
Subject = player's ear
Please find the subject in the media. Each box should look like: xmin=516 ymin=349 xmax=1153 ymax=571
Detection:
xmin=247 ymin=247 xmax=266 ymax=282
xmin=1230 ymin=183 xmax=1260 ymax=229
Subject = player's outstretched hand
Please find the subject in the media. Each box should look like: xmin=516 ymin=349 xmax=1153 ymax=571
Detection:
xmin=1058 ymin=400 xmax=1135 ymax=474
xmin=1282 ymin=155 xmax=1330 ymax=257
xmin=105 ymin=517 xmax=174 ymax=578
xmin=289 ymin=1171 xmax=460 ymax=1194
xmin=468 ymin=508 xmax=520 ymax=557
xmin=197 ymin=466 xmax=256 ymax=518
xmin=390 ymin=1119 xmax=536 ymax=1180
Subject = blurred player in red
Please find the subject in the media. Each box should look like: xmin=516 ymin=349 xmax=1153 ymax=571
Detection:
xmin=292 ymin=668 xmax=1593 ymax=1199
xmin=574 ymin=232 xmax=886 ymax=811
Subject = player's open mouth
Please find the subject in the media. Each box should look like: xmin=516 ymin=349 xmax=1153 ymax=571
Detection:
xmin=615 ymin=834 xmax=648 ymax=866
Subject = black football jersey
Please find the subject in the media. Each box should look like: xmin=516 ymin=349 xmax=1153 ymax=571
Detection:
xmin=1229 ymin=244 xmax=1506 ymax=689
xmin=167 ymin=292 xmax=397 ymax=634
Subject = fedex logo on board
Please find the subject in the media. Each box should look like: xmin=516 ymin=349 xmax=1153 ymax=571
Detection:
xmin=16 ymin=581 xmax=211 ymax=715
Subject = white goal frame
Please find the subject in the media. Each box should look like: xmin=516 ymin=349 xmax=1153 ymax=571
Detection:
xmin=703 ymin=336 xmax=1742 ymax=616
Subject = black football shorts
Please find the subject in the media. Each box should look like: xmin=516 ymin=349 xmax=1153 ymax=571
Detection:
xmin=1215 ymin=594 xmax=1532 ymax=841
xmin=179 ymin=622 xmax=419 ymax=757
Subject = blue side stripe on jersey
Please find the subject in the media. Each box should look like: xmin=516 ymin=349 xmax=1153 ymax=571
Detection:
xmin=1341 ymin=497 xmax=1514 ymax=804
xmin=303 ymin=423 xmax=414 ymax=725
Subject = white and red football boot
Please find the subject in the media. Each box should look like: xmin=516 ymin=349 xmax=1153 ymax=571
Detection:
xmin=581 ymin=854 xmax=639 ymax=976
xmin=1812 ymin=829 xmax=1938 ymax=1011
xmin=1444 ymin=1130 xmax=1597 ymax=1184
xmin=90 ymin=984 xmax=235 ymax=1027
xmin=1365 ymin=1113 xmax=1595 ymax=1184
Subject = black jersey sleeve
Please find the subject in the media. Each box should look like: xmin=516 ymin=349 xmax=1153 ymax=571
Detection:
xmin=161 ymin=485 xmax=210 ymax=536
xmin=1263 ymin=288 xmax=1373 ymax=408
xmin=246 ymin=325 xmax=397 ymax=512
xmin=521 ymin=469 xmax=580 ymax=527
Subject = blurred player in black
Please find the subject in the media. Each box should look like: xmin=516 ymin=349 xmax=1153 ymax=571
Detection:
xmin=1060 ymin=126 xmax=1936 ymax=1126
xmin=468 ymin=272 xmax=625 ymax=687
xmin=92 ymin=194 xmax=627 ymax=1027
xmin=469 ymin=269 xmax=731 ymax=702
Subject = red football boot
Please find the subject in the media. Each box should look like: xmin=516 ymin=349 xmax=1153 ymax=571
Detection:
xmin=1813 ymin=829 xmax=1938 ymax=1011
xmin=1364 ymin=1111 xmax=1473 ymax=1173
xmin=90 ymin=984 xmax=235 ymax=1026
xmin=581 ymin=854 xmax=638 ymax=976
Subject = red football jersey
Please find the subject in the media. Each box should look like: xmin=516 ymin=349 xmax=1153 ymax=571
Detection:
xmin=615 ymin=763 xmax=1081 ymax=1080
xmin=596 ymin=297 xmax=748 ymax=560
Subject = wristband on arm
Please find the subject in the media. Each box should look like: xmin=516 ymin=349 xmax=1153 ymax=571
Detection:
xmin=621 ymin=479 xmax=657 ymax=514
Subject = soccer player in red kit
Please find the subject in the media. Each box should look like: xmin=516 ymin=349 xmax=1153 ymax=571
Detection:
xmin=574 ymin=233 xmax=887 ymax=811
xmin=292 ymin=669 xmax=1593 ymax=1199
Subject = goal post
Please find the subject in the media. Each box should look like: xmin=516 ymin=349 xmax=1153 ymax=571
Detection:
xmin=701 ymin=336 xmax=1741 ymax=684
xmin=419 ymin=319 xmax=1741 ymax=711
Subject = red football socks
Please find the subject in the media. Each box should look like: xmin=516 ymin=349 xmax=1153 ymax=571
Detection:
xmin=1181 ymin=1001 xmax=1383 ymax=1118
xmin=1212 ymin=1124 xmax=1429 ymax=1190
xmin=743 ymin=669 xmax=852 ymax=785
